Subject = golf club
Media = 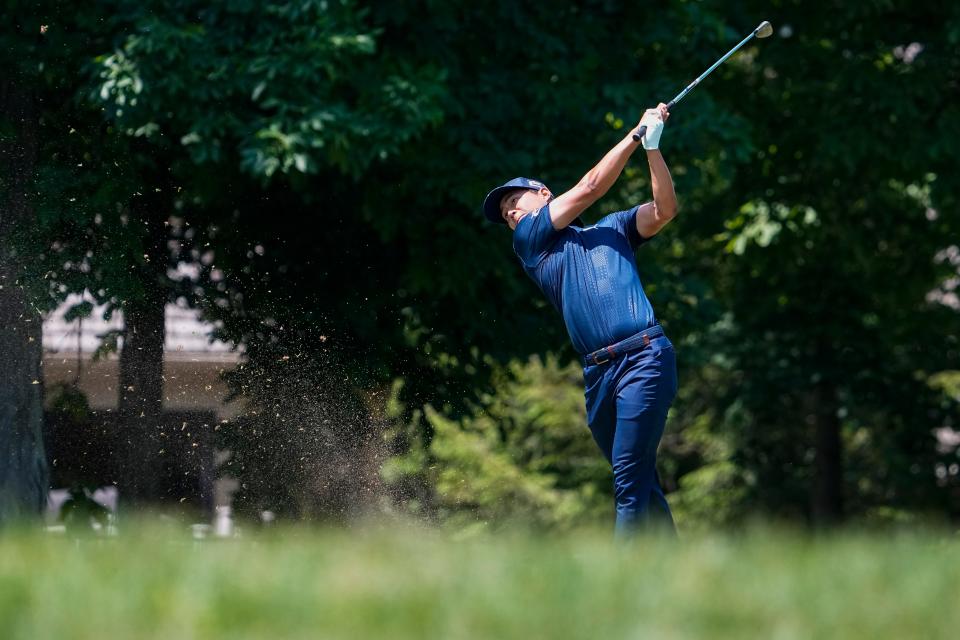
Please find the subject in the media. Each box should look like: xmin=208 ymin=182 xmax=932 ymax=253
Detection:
xmin=633 ymin=20 xmax=774 ymax=142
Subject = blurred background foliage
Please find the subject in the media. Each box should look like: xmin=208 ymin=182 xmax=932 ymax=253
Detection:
xmin=1 ymin=0 xmax=958 ymax=529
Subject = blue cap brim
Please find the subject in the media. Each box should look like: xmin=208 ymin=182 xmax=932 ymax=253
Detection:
xmin=482 ymin=185 xmax=537 ymax=224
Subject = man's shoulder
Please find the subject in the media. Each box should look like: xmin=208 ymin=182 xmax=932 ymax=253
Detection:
xmin=513 ymin=219 xmax=578 ymax=270
xmin=512 ymin=205 xmax=554 ymax=247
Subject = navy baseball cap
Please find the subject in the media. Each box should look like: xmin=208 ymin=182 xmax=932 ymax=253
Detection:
xmin=482 ymin=177 xmax=548 ymax=224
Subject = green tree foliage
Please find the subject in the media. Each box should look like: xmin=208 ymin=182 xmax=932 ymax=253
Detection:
xmin=94 ymin=0 xmax=444 ymax=178
xmin=690 ymin=0 xmax=960 ymax=523
xmin=34 ymin=0 xmax=444 ymax=332
xmin=383 ymin=355 xmax=610 ymax=530
xmin=81 ymin=0 xmax=452 ymax=418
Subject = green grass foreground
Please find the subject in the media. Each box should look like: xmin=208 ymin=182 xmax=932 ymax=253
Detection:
xmin=1 ymin=523 xmax=958 ymax=639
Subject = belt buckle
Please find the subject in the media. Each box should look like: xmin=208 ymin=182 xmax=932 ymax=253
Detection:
xmin=592 ymin=346 xmax=615 ymax=365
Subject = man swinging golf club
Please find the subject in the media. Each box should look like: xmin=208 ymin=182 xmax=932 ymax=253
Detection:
xmin=483 ymin=20 xmax=773 ymax=536
xmin=482 ymin=103 xmax=678 ymax=535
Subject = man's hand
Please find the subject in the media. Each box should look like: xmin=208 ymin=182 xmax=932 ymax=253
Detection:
xmin=637 ymin=103 xmax=670 ymax=151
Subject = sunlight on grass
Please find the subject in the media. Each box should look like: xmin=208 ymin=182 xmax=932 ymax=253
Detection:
xmin=1 ymin=522 xmax=958 ymax=639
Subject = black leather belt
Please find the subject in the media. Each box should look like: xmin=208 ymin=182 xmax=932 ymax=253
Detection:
xmin=584 ymin=324 xmax=665 ymax=366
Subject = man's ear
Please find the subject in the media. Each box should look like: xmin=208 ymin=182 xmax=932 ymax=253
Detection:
xmin=541 ymin=187 xmax=553 ymax=199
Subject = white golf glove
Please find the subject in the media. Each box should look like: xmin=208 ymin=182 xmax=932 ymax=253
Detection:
xmin=638 ymin=109 xmax=664 ymax=150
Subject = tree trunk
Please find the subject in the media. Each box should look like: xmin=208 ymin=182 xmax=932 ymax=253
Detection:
xmin=811 ymin=383 xmax=844 ymax=526
xmin=0 ymin=76 xmax=49 ymax=525
xmin=117 ymin=195 xmax=169 ymax=505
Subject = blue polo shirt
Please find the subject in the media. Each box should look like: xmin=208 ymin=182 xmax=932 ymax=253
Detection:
xmin=513 ymin=203 xmax=656 ymax=355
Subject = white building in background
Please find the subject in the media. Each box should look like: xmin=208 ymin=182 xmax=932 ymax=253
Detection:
xmin=42 ymin=292 xmax=242 ymax=418
xmin=42 ymin=292 xmax=242 ymax=525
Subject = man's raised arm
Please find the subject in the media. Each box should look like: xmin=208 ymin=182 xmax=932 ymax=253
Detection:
xmin=550 ymin=104 xmax=670 ymax=230
xmin=634 ymin=147 xmax=678 ymax=239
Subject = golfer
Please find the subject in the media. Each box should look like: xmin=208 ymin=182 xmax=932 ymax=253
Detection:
xmin=482 ymin=104 xmax=678 ymax=535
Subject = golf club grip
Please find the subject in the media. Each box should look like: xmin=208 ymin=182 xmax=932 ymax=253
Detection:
xmin=632 ymin=100 xmax=676 ymax=142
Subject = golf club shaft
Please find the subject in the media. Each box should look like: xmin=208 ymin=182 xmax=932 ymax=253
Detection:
xmin=632 ymin=25 xmax=766 ymax=142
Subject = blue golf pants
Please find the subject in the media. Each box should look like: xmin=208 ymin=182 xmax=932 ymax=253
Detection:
xmin=583 ymin=335 xmax=678 ymax=535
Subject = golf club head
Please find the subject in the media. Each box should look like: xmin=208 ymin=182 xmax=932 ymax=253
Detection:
xmin=755 ymin=21 xmax=773 ymax=38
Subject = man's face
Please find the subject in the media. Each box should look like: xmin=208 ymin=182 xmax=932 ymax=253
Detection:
xmin=500 ymin=187 xmax=550 ymax=230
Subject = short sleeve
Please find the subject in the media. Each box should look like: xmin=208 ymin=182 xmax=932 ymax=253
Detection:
xmin=598 ymin=206 xmax=647 ymax=250
xmin=512 ymin=203 xmax=560 ymax=267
